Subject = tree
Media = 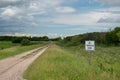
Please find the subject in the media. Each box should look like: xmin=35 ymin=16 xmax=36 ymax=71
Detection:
xmin=69 ymin=35 xmax=82 ymax=46
xmin=12 ymin=37 xmax=22 ymax=43
xmin=105 ymin=31 xmax=119 ymax=45
xmin=21 ymin=39 xmax=30 ymax=46
xmin=117 ymin=31 xmax=120 ymax=41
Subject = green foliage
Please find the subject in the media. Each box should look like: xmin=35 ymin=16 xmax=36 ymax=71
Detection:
xmin=117 ymin=31 xmax=120 ymax=41
xmin=68 ymin=35 xmax=82 ymax=46
xmin=81 ymin=32 xmax=106 ymax=44
xmin=0 ymin=41 xmax=18 ymax=50
xmin=21 ymin=39 xmax=30 ymax=46
xmin=0 ymin=36 xmax=50 ymax=42
xmin=12 ymin=37 xmax=22 ymax=43
xmin=63 ymin=45 xmax=120 ymax=80
xmin=50 ymin=37 xmax=61 ymax=41
xmin=59 ymin=27 xmax=120 ymax=46
xmin=60 ymin=32 xmax=106 ymax=46
xmin=105 ymin=27 xmax=120 ymax=45
xmin=115 ymin=27 xmax=120 ymax=42
xmin=24 ymin=45 xmax=84 ymax=80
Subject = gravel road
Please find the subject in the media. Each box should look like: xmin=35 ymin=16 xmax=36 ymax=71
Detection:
xmin=0 ymin=46 xmax=48 ymax=80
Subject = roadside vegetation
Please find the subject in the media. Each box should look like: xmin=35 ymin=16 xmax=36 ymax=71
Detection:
xmin=0 ymin=35 xmax=58 ymax=60
xmin=24 ymin=44 xmax=120 ymax=80
xmin=0 ymin=27 xmax=120 ymax=79
xmin=63 ymin=45 xmax=120 ymax=80
xmin=0 ymin=41 xmax=18 ymax=50
xmin=0 ymin=41 xmax=48 ymax=60
xmin=59 ymin=27 xmax=120 ymax=46
xmin=24 ymin=45 xmax=84 ymax=80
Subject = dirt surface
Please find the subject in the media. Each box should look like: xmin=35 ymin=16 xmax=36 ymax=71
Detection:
xmin=0 ymin=46 xmax=48 ymax=80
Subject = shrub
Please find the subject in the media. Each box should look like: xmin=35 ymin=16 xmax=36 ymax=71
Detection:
xmin=12 ymin=37 xmax=22 ymax=43
xmin=21 ymin=39 xmax=30 ymax=46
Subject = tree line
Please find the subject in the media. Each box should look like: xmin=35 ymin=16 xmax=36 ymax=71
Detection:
xmin=0 ymin=36 xmax=60 ymax=46
xmin=60 ymin=27 xmax=120 ymax=46
xmin=0 ymin=27 xmax=120 ymax=46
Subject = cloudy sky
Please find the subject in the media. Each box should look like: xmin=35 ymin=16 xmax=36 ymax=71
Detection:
xmin=0 ymin=0 xmax=120 ymax=37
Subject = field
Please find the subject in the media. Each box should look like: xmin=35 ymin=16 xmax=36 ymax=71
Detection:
xmin=24 ymin=44 xmax=120 ymax=80
xmin=0 ymin=41 xmax=48 ymax=60
xmin=0 ymin=41 xmax=18 ymax=50
xmin=64 ymin=45 xmax=120 ymax=80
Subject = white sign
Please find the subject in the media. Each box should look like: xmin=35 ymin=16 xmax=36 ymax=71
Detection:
xmin=85 ymin=41 xmax=95 ymax=51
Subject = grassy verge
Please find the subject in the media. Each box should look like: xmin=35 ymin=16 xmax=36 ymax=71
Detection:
xmin=63 ymin=45 xmax=120 ymax=80
xmin=0 ymin=42 xmax=48 ymax=60
xmin=0 ymin=41 xmax=18 ymax=50
xmin=24 ymin=45 xmax=83 ymax=80
xmin=24 ymin=44 xmax=120 ymax=80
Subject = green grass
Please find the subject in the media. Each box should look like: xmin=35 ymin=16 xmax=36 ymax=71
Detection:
xmin=63 ymin=45 xmax=120 ymax=80
xmin=0 ymin=41 xmax=18 ymax=50
xmin=24 ymin=45 xmax=84 ymax=80
xmin=24 ymin=44 xmax=120 ymax=80
xmin=0 ymin=42 xmax=48 ymax=60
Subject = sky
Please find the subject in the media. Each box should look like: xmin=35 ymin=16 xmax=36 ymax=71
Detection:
xmin=0 ymin=0 xmax=120 ymax=38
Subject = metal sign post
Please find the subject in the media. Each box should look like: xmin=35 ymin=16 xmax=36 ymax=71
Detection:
xmin=85 ymin=40 xmax=95 ymax=65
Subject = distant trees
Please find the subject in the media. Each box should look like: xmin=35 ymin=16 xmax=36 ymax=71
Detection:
xmin=115 ymin=27 xmax=120 ymax=42
xmin=0 ymin=27 xmax=120 ymax=46
xmin=66 ymin=35 xmax=82 ymax=46
xmin=50 ymin=37 xmax=61 ymax=41
xmin=0 ymin=36 xmax=50 ymax=46
xmin=117 ymin=32 xmax=120 ymax=41
xmin=81 ymin=32 xmax=106 ymax=44
xmin=0 ymin=36 xmax=13 ymax=41
xmin=105 ymin=27 xmax=120 ymax=45
xmin=0 ymin=36 xmax=50 ymax=42
xmin=60 ymin=27 xmax=120 ymax=46
xmin=21 ymin=39 xmax=30 ymax=46
xmin=12 ymin=37 xmax=23 ymax=43
xmin=105 ymin=32 xmax=118 ymax=45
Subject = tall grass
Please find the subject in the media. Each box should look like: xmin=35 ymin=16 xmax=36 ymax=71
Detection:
xmin=24 ymin=44 xmax=120 ymax=80
xmin=63 ymin=45 xmax=120 ymax=80
xmin=0 ymin=41 xmax=18 ymax=50
xmin=24 ymin=45 xmax=84 ymax=80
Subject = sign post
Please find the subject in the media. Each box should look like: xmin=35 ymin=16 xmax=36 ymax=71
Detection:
xmin=85 ymin=40 xmax=95 ymax=65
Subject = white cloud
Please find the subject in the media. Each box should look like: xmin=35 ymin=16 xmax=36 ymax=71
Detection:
xmin=51 ymin=12 xmax=111 ymax=25
xmin=98 ymin=13 xmax=120 ymax=23
xmin=31 ymin=22 xmax=38 ymax=27
xmin=1 ymin=6 xmax=21 ymax=17
xmin=0 ymin=0 xmax=120 ymax=35
xmin=55 ymin=7 xmax=76 ymax=13
xmin=96 ymin=7 xmax=120 ymax=23
xmin=0 ymin=0 xmax=64 ymax=20
xmin=1 ymin=8 xmax=16 ymax=17
xmin=96 ymin=0 xmax=120 ymax=6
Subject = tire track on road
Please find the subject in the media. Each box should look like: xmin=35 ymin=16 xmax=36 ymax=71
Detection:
xmin=0 ymin=46 xmax=49 ymax=80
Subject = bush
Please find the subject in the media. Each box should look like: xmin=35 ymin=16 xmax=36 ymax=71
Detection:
xmin=12 ymin=37 xmax=22 ymax=43
xmin=21 ymin=39 xmax=30 ymax=46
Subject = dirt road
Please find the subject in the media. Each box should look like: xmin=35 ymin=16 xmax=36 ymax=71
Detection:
xmin=0 ymin=46 xmax=48 ymax=80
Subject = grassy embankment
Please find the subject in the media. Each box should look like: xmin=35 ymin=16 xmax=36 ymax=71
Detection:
xmin=24 ymin=44 xmax=120 ymax=80
xmin=0 ymin=41 xmax=48 ymax=60
xmin=0 ymin=41 xmax=18 ymax=50
xmin=64 ymin=45 xmax=120 ymax=80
